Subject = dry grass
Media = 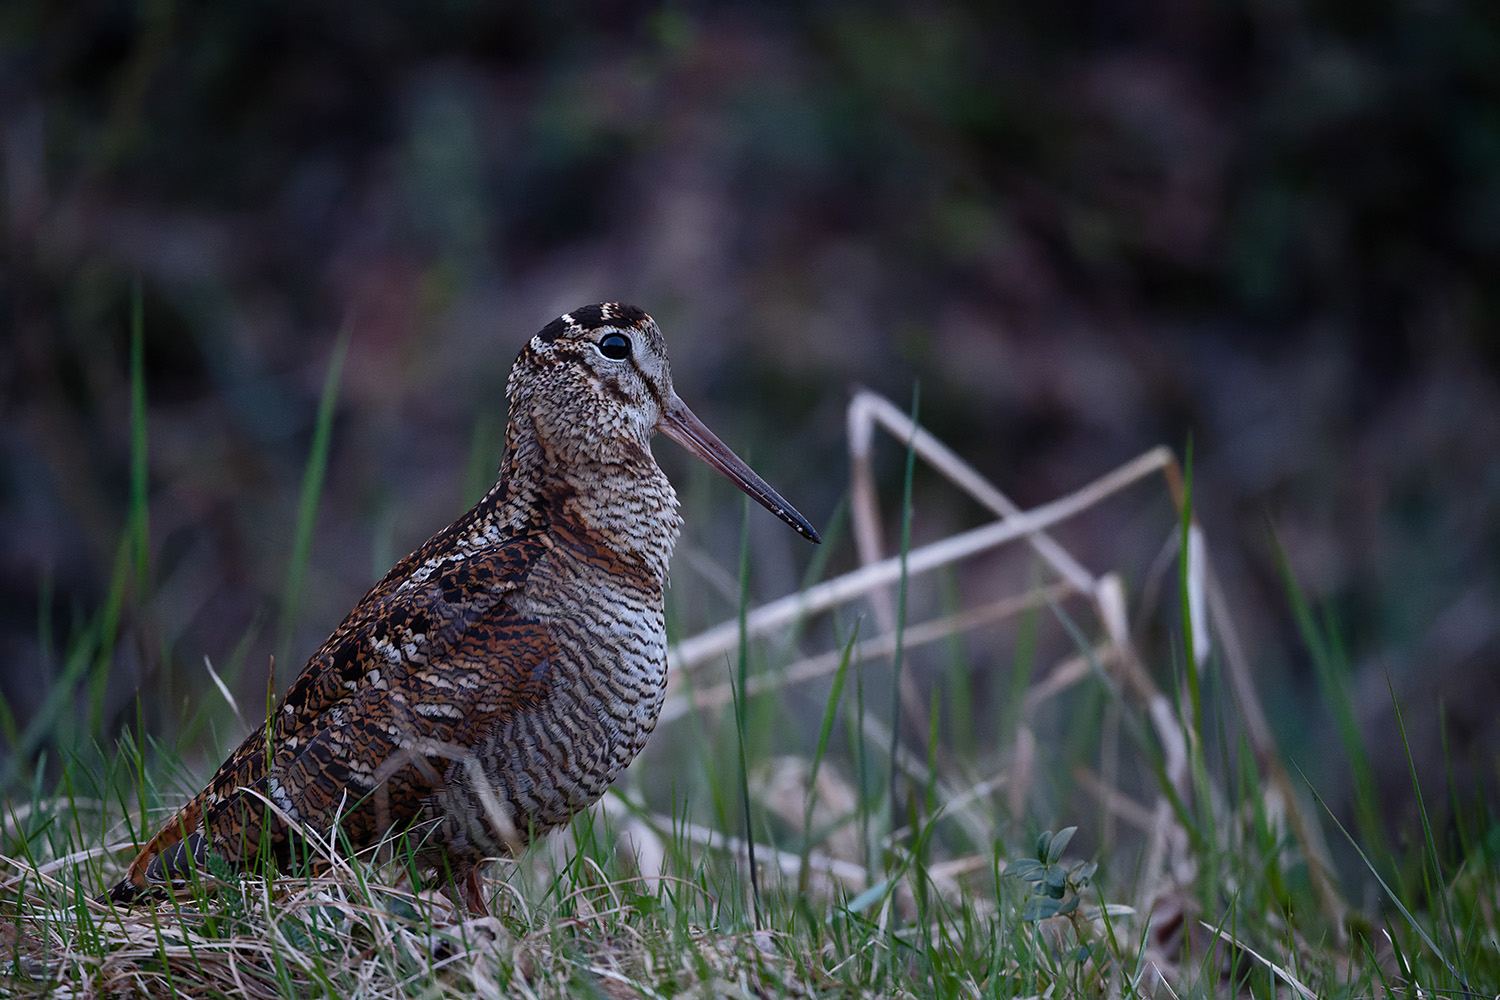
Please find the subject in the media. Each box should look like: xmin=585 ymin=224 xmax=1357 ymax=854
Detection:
xmin=3 ymin=860 xmax=838 ymax=998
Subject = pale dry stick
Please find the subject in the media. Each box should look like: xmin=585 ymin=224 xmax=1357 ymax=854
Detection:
xmin=667 ymin=444 xmax=1178 ymax=858
xmin=848 ymin=424 xmax=1174 ymax=825
xmin=1135 ymin=528 xmax=1185 ymax=638
xmin=1099 ymin=573 xmax=1195 ymax=825
xmin=847 ymin=388 xmax=1101 ymax=595
xmin=840 ymin=629 xmax=1128 ymax=839
xmin=1096 ymin=566 xmax=1200 ymax=903
xmin=226 ymin=943 xmax=254 ymax=1000
xmin=1007 ymin=725 xmax=1036 ymax=819
xmin=650 ymin=809 xmax=871 ymax=894
xmin=1010 ymin=549 xmax=1197 ymax=912
xmin=846 ymin=388 xmax=1112 ymax=748
xmin=689 ymin=410 xmax=1343 ymax=933
xmin=1185 ymin=524 xmax=1211 ymax=667
xmin=667 ymin=587 xmax=1081 ymax=850
xmin=1148 ymin=695 xmax=1191 ymax=812
xmin=845 ymin=392 xmax=927 ymax=741
xmin=1090 ymin=581 xmax=1127 ymax=848
xmin=1095 ymin=573 xmax=1170 ymax=708
xmin=659 ymin=584 xmax=1074 ymax=725
xmin=1099 ymin=703 xmax=1122 ymax=850
xmin=1128 ymin=689 xmax=1198 ymax=911
xmin=924 ymin=853 xmax=996 ymax=882
xmin=847 ymin=391 xmax=898 ymax=631
xmin=1078 ymin=532 xmax=1196 ymax=862
xmin=203 ymin=654 xmax=247 ymax=731
xmin=1013 ymin=573 xmax=1187 ymax=848
xmin=669 ymin=445 xmax=1177 ymax=674
xmin=1140 ymin=796 xmax=1194 ymax=921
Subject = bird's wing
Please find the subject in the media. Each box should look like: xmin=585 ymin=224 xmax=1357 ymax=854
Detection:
xmin=110 ymin=528 xmax=559 ymax=900
xmin=203 ymin=531 xmax=559 ymax=854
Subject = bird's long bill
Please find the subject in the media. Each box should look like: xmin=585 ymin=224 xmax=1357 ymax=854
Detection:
xmin=659 ymin=395 xmax=821 ymax=544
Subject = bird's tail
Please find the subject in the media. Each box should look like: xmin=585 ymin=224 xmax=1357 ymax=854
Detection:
xmin=103 ymin=796 xmax=211 ymax=905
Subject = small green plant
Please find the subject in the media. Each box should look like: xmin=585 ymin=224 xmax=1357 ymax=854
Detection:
xmin=1008 ymin=826 xmax=1109 ymax=985
xmin=1011 ymin=826 xmax=1096 ymax=925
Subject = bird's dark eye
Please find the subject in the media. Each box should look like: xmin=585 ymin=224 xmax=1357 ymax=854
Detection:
xmin=598 ymin=332 xmax=631 ymax=360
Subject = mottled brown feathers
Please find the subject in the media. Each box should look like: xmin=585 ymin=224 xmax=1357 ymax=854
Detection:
xmin=106 ymin=304 xmax=818 ymax=914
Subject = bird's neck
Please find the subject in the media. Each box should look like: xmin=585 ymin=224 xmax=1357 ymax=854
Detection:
xmin=491 ymin=416 xmax=683 ymax=583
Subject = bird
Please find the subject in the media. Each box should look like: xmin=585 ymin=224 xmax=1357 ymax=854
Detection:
xmin=105 ymin=303 xmax=819 ymax=915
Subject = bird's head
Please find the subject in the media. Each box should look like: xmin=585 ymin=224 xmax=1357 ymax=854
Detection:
xmin=510 ymin=304 xmax=819 ymax=543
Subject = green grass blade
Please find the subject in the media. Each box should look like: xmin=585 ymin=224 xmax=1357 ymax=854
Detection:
xmin=1048 ymin=592 xmax=1206 ymax=855
xmin=1176 ymin=435 xmax=1200 ymax=733
xmin=733 ymin=497 xmax=761 ymax=926
xmin=1300 ymin=759 xmax=1466 ymax=989
xmin=277 ymin=325 xmax=351 ymax=666
xmin=850 ymin=621 xmax=872 ymax=876
xmin=1388 ymin=674 xmax=1472 ymax=990
xmin=1271 ymin=528 xmax=1388 ymax=864
xmin=888 ymin=382 xmax=919 ymax=836
xmin=800 ymin=618 xmax=859 ymax=893
xmin=1001 ymin=596 xmax=1038 ymax=749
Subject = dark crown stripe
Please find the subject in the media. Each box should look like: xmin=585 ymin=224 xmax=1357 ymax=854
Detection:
xmin=567 ymin=303 xmax=649 ymax=332
xmin=536 ymin=305 xmax=650 ymax=344
xmin=535 ymin=316 xmax=571 ymax=343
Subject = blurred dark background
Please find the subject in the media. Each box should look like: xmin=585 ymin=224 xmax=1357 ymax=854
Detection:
xmin=2 ymin=2 xmax=1498 ymax=837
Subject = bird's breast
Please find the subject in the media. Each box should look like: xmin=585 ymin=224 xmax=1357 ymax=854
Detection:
xmin=448 ymin=542 xmax=669 ymax=842
xmin=521 ymin=539 xmax=670 ymax=702
xmin=551 ymin=459 xmax=683 ymax=584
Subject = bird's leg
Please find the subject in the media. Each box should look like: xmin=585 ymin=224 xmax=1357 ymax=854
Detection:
xmin=462 ymin=866 xmax=490 ymax=917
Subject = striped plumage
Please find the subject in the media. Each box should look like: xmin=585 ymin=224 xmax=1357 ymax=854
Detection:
xmin=106 ymin=304 xmax=819 ymax=914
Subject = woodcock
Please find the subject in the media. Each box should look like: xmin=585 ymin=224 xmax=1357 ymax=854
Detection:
xmin=106 ymin=303 xmax=819 ymax=914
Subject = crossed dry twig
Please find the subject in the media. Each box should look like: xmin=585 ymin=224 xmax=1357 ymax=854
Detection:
xmin=658 ymin=386 xmax=1345 ymax=936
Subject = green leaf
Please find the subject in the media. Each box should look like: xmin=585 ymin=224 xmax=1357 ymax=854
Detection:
xmin=1023 ymin=896 xmax=1062 ymax=921
xmin=1009 ymin=859 xmax=1044 ymax=878
xmin=1047 ymin=826 xmax=1076 ymax=864
xmin=1036 ymin=829 xmax=1053 ymax=861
